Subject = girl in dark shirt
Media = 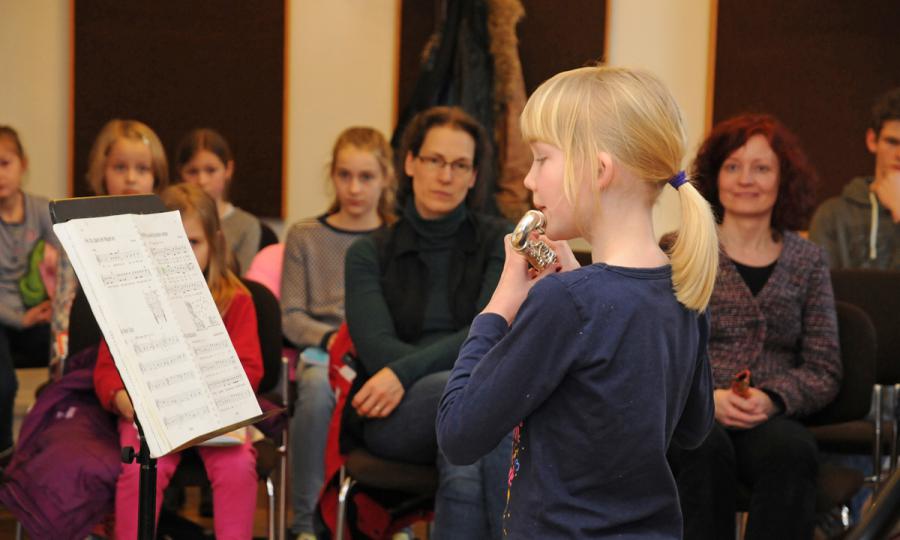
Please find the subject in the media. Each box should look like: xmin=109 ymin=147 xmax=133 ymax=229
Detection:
xmin=437 ymin=66 xmax=719 ymax=538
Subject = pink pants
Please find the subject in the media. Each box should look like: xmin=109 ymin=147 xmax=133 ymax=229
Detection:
xmin=114 ymin=418 xmax=258 ymax=540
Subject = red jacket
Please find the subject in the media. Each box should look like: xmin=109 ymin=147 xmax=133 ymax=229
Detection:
xmin=94 ymin=290 xmax=263 ymax=412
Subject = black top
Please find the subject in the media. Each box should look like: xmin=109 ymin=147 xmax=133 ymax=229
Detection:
xmin=733 ymin=260 xmax=777 ymax=296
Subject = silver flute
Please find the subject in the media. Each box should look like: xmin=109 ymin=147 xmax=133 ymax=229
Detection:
xmin=510 ymin=210 xmax=558 ymax=271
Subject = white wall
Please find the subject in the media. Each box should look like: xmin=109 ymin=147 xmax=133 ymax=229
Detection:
xmin=286 ymin=0 xmax=399 ymax=228
xmin=0 ymin=0 xmax=70 ymax=200
xmin=607 ymin=0 xmax=713 ymax=237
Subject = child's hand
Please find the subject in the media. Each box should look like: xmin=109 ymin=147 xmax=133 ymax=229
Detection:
xmin=713 ymin=388 xmax=770 ymax=429
xmin=483 ymin=234 xmax=561 ymax=325
xmin=874 ymin=171 xmax=900 ymax=223
xmin=113 ymin=390 xmax=135 ymax=422
xmin=22 ymin=301 xmax=52 ymax=328
xmin=540 ymin=235 xmax=580 ymax=272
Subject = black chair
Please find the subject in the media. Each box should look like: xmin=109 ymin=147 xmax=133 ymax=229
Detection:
xmin=164 ymin=278 xmax=289 ymax=538
xmin=65 ymin=286 xmax=102 ymax=369
xmin=335 ymin=449 xmax=438 ymax=540
xmin=259 ymin=221 xmax=279 ymax=252
xmin=735 ymin=301 xmax=876 ymax=538
xmin=830 ymin=269 xmax=900 ymax=484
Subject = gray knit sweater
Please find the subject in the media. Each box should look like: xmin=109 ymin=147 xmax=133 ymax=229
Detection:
xmin=280 ymin=215 xmax=379 ymax=349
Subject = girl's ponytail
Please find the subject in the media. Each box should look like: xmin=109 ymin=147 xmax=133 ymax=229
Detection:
xmin=667 ymin=176 xmax=718 ymax=312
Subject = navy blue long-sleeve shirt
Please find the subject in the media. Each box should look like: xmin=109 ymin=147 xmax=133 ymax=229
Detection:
xmin=437 ymin=264 xmax=714 ymax=539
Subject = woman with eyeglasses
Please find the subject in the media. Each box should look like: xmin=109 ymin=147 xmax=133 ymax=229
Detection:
xmin=342 ymin=106 xmax=512 ymax=539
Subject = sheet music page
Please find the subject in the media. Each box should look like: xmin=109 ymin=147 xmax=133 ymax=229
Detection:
xmin=54 ymin=211 xmax=261 ymax=457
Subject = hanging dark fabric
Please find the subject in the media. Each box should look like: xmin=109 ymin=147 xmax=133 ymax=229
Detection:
xmin=392 ymin=0 xmax=498 ymax=215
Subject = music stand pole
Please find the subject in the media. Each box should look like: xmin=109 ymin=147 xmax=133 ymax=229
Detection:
xmin=122 ymin=417 xmax=157 ymax=540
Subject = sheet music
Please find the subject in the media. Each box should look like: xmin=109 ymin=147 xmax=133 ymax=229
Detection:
xmin=54 ymin=211 xmax=261 ymax=458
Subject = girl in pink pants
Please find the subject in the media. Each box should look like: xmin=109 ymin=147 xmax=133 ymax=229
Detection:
xmin=94 ymin=183 xmax=264 ymax=539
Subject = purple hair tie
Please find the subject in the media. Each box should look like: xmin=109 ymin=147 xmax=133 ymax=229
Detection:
xmin=668 ymin=170 xmax=688 ymax=189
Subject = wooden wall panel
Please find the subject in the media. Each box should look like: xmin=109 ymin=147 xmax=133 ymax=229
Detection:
xmin=74 ymin=0 xmax=284 ymax=217
xmin=714 ymin=0 xmax=900 ymax=207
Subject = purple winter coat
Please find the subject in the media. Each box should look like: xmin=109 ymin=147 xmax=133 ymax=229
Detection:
xmin=0 ymin=346 xmax=120 ymax=540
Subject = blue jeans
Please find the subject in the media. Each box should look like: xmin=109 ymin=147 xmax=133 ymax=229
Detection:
xmin=290 ymin=364 xmax=335 ymax=535
xmin=433 ymin=435 xmax=512 ymax=540
xmin=364 ymin=371 xmax=512 ymax=539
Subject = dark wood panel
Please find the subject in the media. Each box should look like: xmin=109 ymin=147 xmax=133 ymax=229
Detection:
xmin=74 ymin=0 xmax=284 ymax=217
xmin=398 ymin=0 xmax=606 ymax=114
xmin=714 ymin=0 xmax=900 ymax=206
xmin=517 ymin=0 xmax=606 ymax=94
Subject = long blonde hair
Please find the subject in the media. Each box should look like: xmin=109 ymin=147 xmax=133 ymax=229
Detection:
xmin=86 ymin=119 xmax=169 ymax=195
xmin=160 ymin=183 xmax=247 ymax=315
xmin=520 ymin=66 xmax=718 ymax=311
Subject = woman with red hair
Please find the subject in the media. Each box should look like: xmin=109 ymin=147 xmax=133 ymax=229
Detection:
xmin=668 ymin=114 xmax=841 ymax=539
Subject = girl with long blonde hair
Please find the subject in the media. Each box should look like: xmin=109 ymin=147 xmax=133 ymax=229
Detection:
xmin=437 ymin=66 xmax=719 ymax=538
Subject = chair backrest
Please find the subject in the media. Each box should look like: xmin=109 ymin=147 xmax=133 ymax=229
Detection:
xmin=831 ymin=269 xmax=900 ymax=384
xmin=244 ymin=243 xmax=284 ymax=301
xmin=804 ymin=301 xmax=877 ymax=426
xmin=258 ymin=221 xmax=279 ymax=251
xmin=67 ymin=285 xmax=102 ymax=359
xmin=242 ymin=278 xmax=282 ymax=395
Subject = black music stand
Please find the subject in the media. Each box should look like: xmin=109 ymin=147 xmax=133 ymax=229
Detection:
xmin=50 ymin=194 xmax=167 ymax=540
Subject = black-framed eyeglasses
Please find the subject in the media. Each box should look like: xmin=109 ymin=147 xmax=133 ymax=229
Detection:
xmin=416 ymin=155 xmax=474 ymax=176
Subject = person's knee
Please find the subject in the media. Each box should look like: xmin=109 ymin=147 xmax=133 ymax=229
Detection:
xmin=207 ymin=451 xmax=258 ymax=490
xmin=416 ymin=371 xmax=451 ymax=396
xmin=296 ymin=365 xmax=335 ymax=411
xmin=438 ymin=460 xmax=483 ymax=501
xmin=0 ymin=362 xmax=18 ymax=397
xmin=670 ymin=423 xmax=735 ymax=473
xmin=758 ymin=422 xmax=817 ymax=473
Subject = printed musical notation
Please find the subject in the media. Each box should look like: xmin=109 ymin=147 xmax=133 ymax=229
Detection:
xmin=214 ymin=392 xmax=249 ymax=409
xmin=198 ymin=357 xmax=233 ymax=373
xmin=100 ymin=268 xmax=153 ymax=288
xmin=156 ymin=388 xmax=204 ymax=409
xmin=133 ymin=335 xmax=180 ymax=355
xmin=207 ymin=374 xmax=243 ymax=392
xmin=164 ymin=405 xmax=211 ymax=428
xmin=192 ymin=340 xmax=229 ymax=357
xmin=54 ymin=209 xmax=262 ymax=458
xmin=146 ymin=370 xmax=195 ymax=391
xmin=95 ymin=248 xmax=143 ymax=266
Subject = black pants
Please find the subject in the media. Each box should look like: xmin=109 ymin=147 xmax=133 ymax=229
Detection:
xmin=668 ymin=418 xmax=818 ymax=540
xmin=0 ymin=322 xmax=50 ymax=451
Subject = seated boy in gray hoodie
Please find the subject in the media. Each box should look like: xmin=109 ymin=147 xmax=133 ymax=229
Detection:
xmin=810 ymin=87 xmax=900 ymax=270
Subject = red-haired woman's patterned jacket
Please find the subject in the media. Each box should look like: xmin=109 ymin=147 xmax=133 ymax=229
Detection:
xmin=708 ymin=231 xmax=841 ymax=417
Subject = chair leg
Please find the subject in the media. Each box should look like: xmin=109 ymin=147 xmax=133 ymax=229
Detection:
xmin=874 ymin=384 xmax=884 ymax=492
xmin=278 ymin=440 xmax=288 ymax=540
xmin=15 ymin=522 xmax=22 ymax=540
xmin=892 ymin=384 xmax=900 ymax=474
xmin=336 ymin=474 xmax=356 ymax=540
xmin=734 ymin=511 xmax=747 ymax=540
xmin=278 ymin=354 xmax=290 ymax=540
xmin=267 ymin=476 xmax=276 ymax=540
